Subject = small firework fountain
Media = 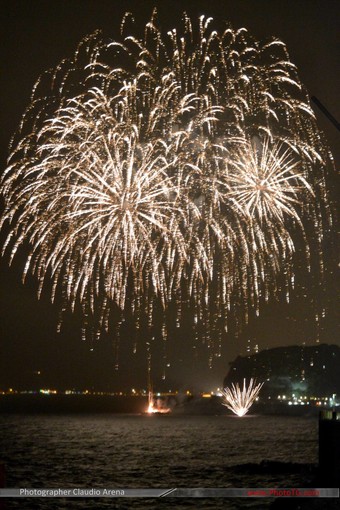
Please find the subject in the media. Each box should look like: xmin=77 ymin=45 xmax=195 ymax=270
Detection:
xmin=222 ymin=378 xmax=264 ymax=417
xmin=146 ymin=390 xmax=171 ymax=415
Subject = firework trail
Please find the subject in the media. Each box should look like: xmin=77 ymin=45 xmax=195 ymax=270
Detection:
xmin=0 ymin=11 xmax=333 ymax=365
xmin=221 ymin=378 xmax=264 ymax=416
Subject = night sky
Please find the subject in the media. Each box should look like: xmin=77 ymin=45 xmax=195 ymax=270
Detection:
xmin=0 ymin=0 xmax=339 ymax=393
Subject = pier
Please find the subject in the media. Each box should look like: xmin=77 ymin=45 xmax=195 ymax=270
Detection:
xmin=319 ymin=410 xmax=340 ymax=485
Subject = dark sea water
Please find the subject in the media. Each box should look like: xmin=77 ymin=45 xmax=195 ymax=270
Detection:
xmin=0 ymin=414 xmax=318 ymax=510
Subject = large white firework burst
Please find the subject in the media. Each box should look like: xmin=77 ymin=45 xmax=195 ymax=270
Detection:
xmin=0 ymin=11 xmax=332 ymax=362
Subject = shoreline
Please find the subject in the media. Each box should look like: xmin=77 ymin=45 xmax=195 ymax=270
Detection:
xmin=0 ymin=393 xmax=328 ymax=416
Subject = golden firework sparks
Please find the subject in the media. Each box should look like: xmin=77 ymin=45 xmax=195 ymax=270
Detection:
xmin=1 ymin=12 xmax=333 ymax=362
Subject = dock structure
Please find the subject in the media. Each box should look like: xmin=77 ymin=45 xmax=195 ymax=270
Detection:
xmin=0 ymin=461 xmax=5 ymax=510
xmin=319 ymin=410 xmax=340 ymax=485
xmin=0 ymin=461 xmax=5 ymax=487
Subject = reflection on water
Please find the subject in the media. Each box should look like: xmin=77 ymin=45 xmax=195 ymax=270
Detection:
xmin=0 ymin=414 xmax=318 ymax=509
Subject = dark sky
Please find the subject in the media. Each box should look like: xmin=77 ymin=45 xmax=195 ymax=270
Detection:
xmin=0 ymin=0 xmax=339 ymax=393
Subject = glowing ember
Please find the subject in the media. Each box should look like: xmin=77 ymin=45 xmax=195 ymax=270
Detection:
xmin=221 ymin=378 xmax=264 ymax=417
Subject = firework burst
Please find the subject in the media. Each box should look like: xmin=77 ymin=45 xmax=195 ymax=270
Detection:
xmin=226 ymin=137 xmax=313 ymax=223
xmin=0 ymin=11 xmax=333 ymax=364
xmin=222 ymin=378 xmax=264 ymax=417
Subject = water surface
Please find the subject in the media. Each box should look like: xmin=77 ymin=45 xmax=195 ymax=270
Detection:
xmin=0 ymin=414 xmax=318 ymax=509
